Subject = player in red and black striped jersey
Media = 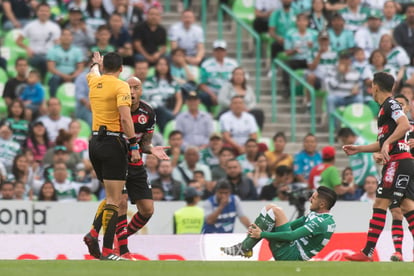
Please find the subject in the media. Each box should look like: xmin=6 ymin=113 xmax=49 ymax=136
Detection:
xmin=84 ymin=77 xmax=169 ymax=260
xmin=343 ymin=72 xmax=414 ymax=262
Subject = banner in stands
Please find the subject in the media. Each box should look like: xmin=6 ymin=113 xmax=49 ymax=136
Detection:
xmin=0 ymin=233 xmax=412 ymax=261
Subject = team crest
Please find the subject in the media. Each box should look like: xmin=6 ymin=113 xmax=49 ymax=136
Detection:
xmin=138 ymin=114 xmax=148 ymax=124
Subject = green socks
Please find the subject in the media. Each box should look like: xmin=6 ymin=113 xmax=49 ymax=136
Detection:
xmin=242 ymin=207 xmax=275 ymax=250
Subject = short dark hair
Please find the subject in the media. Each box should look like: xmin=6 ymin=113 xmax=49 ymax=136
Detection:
xmin=337 ymin=127 xmax=356 ymax=138
xmin=244 ymin=138 xmax=257 ymax=146
xmin=103 ymin=52 xmax=123 ymax=73
xmin=97 ymin=24 xmax=110 ymax=33
xmin=15 ymin=57 xmax=27 ymax=66
xmin=373 ymin=72 xmax=395 ymax=92
xmin=275 ymin=165 xmax=292 ymax=177
xmin=394 ymin=94 xmax=409 ymax=105
xmin=317 ymin=186 xmax=337 ymax=210
xmin=171 ymin=48 xmax=186 ymax=56
xmin=272 ymin=131 xmax=286 ymax=141
xmin=37 ymin=2 xmax=50 ymax=11
xmin=168 ymin=130 xmax=183 ymax=139
xmin=219 ymin=147 xmax=235 ymax=156
xmin=216 ymin=180 xmax=231 ymax=191
xmin=193 ymin=170 xmax=204 ymax=176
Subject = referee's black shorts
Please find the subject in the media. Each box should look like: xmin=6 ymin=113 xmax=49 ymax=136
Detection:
xmin=125 ymin=164 xmax=153 ymax=203
xmin=89 ymin=135 xmax=128 ymax=182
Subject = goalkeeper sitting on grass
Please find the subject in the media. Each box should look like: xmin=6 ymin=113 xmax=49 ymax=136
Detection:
xmin=221 ymin=186 xmax=337 ymax=260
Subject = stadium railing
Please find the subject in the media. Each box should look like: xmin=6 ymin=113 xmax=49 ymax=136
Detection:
xmin=164 ymin=0 xmax=208 ymax=41
xmin=271 ymin=59 xmax=316 ymax=142
xmin=217 ymin=4 xmax=262 ymax=101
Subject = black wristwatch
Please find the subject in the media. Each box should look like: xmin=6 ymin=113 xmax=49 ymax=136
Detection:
xmin=90 ymin=62 xmax=100 ymax=69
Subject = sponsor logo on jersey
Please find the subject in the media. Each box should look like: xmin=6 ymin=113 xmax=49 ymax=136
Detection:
xmin=138 ymin=114 xmax=148 ymax=124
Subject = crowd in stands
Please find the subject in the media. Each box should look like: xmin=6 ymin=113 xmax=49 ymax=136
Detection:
xmin=1 ymin=0 xmax=412 ymax=209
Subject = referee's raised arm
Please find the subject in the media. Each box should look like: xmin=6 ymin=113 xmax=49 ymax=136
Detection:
xmin=85 ymin=51 xmax=139 ymax=260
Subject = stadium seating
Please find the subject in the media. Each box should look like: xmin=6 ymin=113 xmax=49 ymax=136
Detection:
xmin=359 ymin=120 xmax=377 ymax=143
xmin=341 ymin=103 xmax=374 ymax=130
xmin=56 ymin=82 xmax=76 ymax=117
xmin=3 ymin=29 xmax=28 ymax=77
xmin=162 ymin=119 xmax=176 ymax=144
xmin=232 ymin=0 xmax=255 ymax=25
xmin=78 ymin=119 xmax=91 ymax=139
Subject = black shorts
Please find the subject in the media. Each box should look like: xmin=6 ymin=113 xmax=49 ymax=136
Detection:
xmin=377 ymin=158 xmax=414 ymax=204
xmin=89 ymin=135 xmax=128 ymax=182
xmin=125 ymin=164 xmax=152 ymax=203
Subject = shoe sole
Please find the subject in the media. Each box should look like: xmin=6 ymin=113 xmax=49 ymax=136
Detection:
xmin=390 ymin=255 xmax=403 ymax=262
xmin=83 ymin=235 xmax=101 ymax=259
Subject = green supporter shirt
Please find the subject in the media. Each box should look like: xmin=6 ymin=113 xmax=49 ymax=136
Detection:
xmin=284 ymin=28 xmax=317 ymax=60
xmin=199 ymin=147 xmax=219 ymax=170
xmin=339 ymin=6 xmax=370 ymax=32
xmin=89 ymin=44 xmax=116 ymax=57
xmin=261 ymin=211 xmax=336 ymax=260
xmin=327 ymin=28 xmax=355 ymax=53
xmin=348 ymin=137 xmax=378 ymax=186
xmin=268 ymin=8 xmax=297 ymax=38
xmin=5 ymin=118 xmax=28 ymax=146
xmin=319 ymin=166 xmax=341 ymax=190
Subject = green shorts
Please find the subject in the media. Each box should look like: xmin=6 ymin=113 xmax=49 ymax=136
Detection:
xmin=267 ymin=223 xmax=302 ymax=261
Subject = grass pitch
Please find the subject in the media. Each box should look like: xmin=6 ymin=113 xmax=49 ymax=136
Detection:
xmin=0 ymin=261 xmax=412 ymax=276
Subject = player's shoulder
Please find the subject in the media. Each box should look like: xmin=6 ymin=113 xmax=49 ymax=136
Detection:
xmin=139 ymin=99 xmax=155 ymax=112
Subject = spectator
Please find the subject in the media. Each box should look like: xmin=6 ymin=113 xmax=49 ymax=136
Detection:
xmin=5 ymin=99 xmax=29 ymax=146
xmin=165 ymin=130 xmax=184 ymax=168
xmin=144 ymin=57 xmax=182 ymax=132
xmin=108 ymin=12 xmax=134 ymax=66
xmin=14 ymin=180 xmax=28 ymax=200
xmin=359 ymin=175 xmax=377 ymax=203
xmin=199 ymin=133 xmax=224 ymax=171
xmin=133 ymin=59 xmax=150 ymax=83
xmin=89 ymin=25 xmax=116 ymax=56
xmin=382 ymin=1 xmax=403 ymax=32
xmin=112 ymin=0 xmax=142 ymax=31
xmin=0 ymin=181 xmax=15 ymax=200
xmin=198 ymin=40 xmax=238 ymax=111
xmin=170 ymin=48 xmax=198 ymax=97
xmin=134 ymin=0 xmax=163 ymax=19
xmin=340 ymin=167 xmax=363 ymax=200
xmin=394 ymin=4 xmax=414 ymax=60
xmin=24 ymin=121 xmax=51 ymax=163
xmin=68 ymin=120 xmax=89 ymax=154
xmin=63 ymin=7 xmax=96 ymax=59
xmin=19 ymin=70 xmax=45 ymax=119
xmin=67 ymin=0 xmax=87 ymax=13
xmin=218 ymin=159 xmax=257 ymax=200
xmin=253 ymin=0 xmax=280 ymax=34
xmin=293 ymin=133 xmax=322 ymax=183
xmin=2 ymin=57 xmax=29 ymax=107
xmin=327 ymin=12 xmax=355 ymax=53
xmin=260 ymin=165 xmax=293 ymax=201
xmin=308 ymin=0 xmax=329 ymax=32
xmin=379 ymin=33 xmax=410 ymax=77
xmin=0 ymin=121 xmax=21 ymax=174
xmin=265 ymin=132 xmax=294 ymax=172
xmin=294 ymin=0 xmax=313 ymax=13
xmin=236 ymin=138 xmax=259 ymax=175
xmin=337 ymin=127 xmax=379 ymax=187
xmin=268 ymin=0 xmax=297 ymax=59
xmin=144 ymin=154 xmax=160 ymax=182
xmin=37 ymin=98 xmax=71 ymax=142
xmin=151 ymin=183 xmax=165 ymax=201
xmin=399 ymin=85 xmax=414 ymax=119
xmin=84 ymin=0 xmax=109 ymax=31
xmin=306 ymin=31 xmax=338 ymax=107
xmin=362 ymin=0 xmax=386 ymax=11
xmin=151 ymin=159 xmax=183 ymax=201
xmin=132 ymin=7 xmax=167 ymax=65
xmin=2 ymin=0 xmax=33 ymax=30
xmin=219 ymin=95 xmax=259 ymax=155
xmin=169 ymin=9 xmax=205 ymax=66
xmin=37 ymin=181 xmax=58 ymax=201
xmin=11 ymin=153 xmax=33 ymax=194
xmin=42 ymin=145 xmax=74 ymax=183
xmin=325 ymin=52 xmax=362 ymax=121
xmin=212 ymin=147 xmax=236 ymax=182
xmin=16 ymin=3 xmax=61 ymax=79
xmin=175 ymin=91 xmax=214 ymax=149
xmin=75 ymin=59 xmax=92 ymax=127
xmin=202 ymin=181 xmax=251 ymax=233
xmin=77 ymin=186 xmax=95 ymax=201
xmin=193 ymin=170 xmax=214 ymax=199
xmin=172 ymin=146 xmax=212 ymax=186
xmin=352 ymin=47 xmax=368 ymax=76
xmin=284 ymin=13 xmax=318 ymax=75
xmin=339 ymin=0 xmax=369 ymax=32
xmin=218 ymin=67 xmax=264 ymax=130
xmin=354 ymin=10 xmax=388 ymax=58
xmin=173 ymin=186 xmax=204 ymax=234
xmin=247 ymin=153 xmax=273 ymax=195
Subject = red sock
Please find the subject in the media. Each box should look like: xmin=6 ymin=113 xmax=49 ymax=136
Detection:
xmin=362 ymin=208 xmax=386 ymax=257
xmin=391 ymin=219 xmax=403 ymax=254
xmin=126 ymin=212 xmax=151 ymax=237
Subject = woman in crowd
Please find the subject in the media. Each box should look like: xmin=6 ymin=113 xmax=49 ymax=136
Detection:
xmin=37 ymin=181 xmax=58 ymax=201
xmin=68 ymin=120 xmax=89 ymax=154
xmin=308 ymin=0 xmax=328 ymax=32
xmin=247 ymin=153 xmax=273 ymax=195
xmin=218 ymin=67 xmax=264 ymax=129
xmin=5 ymin=99 xmax=29 ymax=146
xmin=24 ymin=121 xmax=51 ymax=163
xmin=85 ymin=0 xmax=110 ymax=31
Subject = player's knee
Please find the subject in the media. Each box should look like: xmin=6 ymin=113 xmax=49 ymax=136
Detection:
xmin=138 ymin=205 xmax=154 ymax=218
xmin=265 ymin=204 xmax=279 ymax=211
xmin=118 ymin=195 xmax=128 ymax=213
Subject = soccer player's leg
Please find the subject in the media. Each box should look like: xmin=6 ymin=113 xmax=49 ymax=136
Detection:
xmin=400 ymin=159 xmax=414 ymax=262
xmin=84 ymin=198 xmax=106 ymax=259
xmin=389 ymin=204 xmax=404 ymax=262
xmin=221 ymin=204 xmax=286 ymax=258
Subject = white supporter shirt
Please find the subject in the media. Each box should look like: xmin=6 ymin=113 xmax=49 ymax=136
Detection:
xmin=168 ymin=22 xmax=204 ymax=57
xmin=22 ymin=20 xmax=61 ymax=55
xmin=219 ymin=111 xmax=258 ymax=146
xmin=354 ymin=27 xmax=388 ymax=58
xmin=38 ymin=115 xmax=71 ymax=142
xmin=255 ymin=0 xmax=281 ymax=11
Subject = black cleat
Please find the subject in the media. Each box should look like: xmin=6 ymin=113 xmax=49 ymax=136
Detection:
xmin=220 ymin=243 xmax=253 ymax=258
xmin=83 ymin=232 xmax=101 ymax=259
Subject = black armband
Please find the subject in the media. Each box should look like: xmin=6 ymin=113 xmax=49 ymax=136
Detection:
xmin=90 ymin=62 xmax=100 ymax=69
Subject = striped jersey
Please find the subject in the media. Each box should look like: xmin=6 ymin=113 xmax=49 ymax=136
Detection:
xmin=284 ymin=28 xmax=318 ymax=60
xmin=339 ymin=6 xmax=370 ymax=32
xmin=327 ymin=28 xmax=356 ymax=53
xmin=347 ymin=136 xmax=378 ymax=186
xmin=200 ymin=57 xmax=238 ymax=94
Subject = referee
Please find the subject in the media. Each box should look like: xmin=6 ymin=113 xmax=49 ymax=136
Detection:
xmin=85 ymin=52 xmax=139 ymax=261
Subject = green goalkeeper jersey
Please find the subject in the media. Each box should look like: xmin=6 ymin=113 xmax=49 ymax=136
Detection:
xmin=261 ymin=211 xmax=336 ymax=260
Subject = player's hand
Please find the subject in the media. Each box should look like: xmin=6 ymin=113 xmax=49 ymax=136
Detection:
xmin=373 ymin=152 xmax=385 ymax=165
xmin=92 ymin=51 xmax=103 ymax=66
xmin=151 ymin=146 xmax=171 ymax=160
xmin=130 ymin=149 xmax=141 ymax=163
xmin=381 ymin=141 xmax=390 ymax=162
xmin=409 ymin=138 xmax=414 ymax=149
xmin=342 ymin=145 xmax=359 ymax=156
xmin=248 ymin=223 xmax=262 ymax=239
